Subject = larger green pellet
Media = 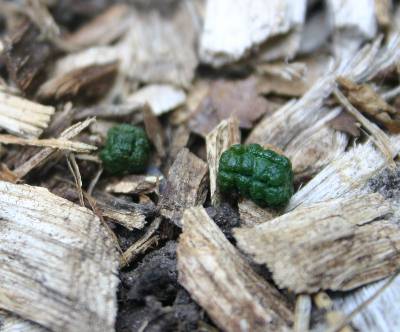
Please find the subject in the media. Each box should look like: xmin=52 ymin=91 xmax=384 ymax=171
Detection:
xmin=217 ymin=144 xmax=294 ymax=207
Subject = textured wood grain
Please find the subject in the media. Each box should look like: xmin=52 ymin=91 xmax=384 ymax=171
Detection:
xmin=177 ymin=206 xmax=293 ymax=332
xmin=0 ymin=91 xmax=55 ymax=138
xmin=235 ymin=194 xmax=398 ymax=293
xmin=206 ymin=117 xmax=240 ymax=206
xmin=160 ymin=148 xmax=208 ymax=226
xmin=0 ymin=181 xmax=119 ymax=332
xmin=287 ymin=136 xmax=400 ymax=211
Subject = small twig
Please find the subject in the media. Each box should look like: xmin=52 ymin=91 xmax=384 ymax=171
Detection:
xmin=294 ymin=294 xmax=312 ymax=332
xmin=66 ymin=153 xmax=84 ymax=207
xmin=326 ymin=271 xmax=400 ymax=332
xmin=120 ymin=217 xmax=162 ymax=268
xmin=87 ymin=166 xmax=103 ymax=196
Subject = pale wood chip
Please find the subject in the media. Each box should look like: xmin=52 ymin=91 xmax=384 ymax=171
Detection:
xmin=287 ymin=136 xmax=400 ymax=211
xmin=327 ymin=0 xmax=377 ymax=61
xmin=159 ymin=148 xmax=208 ymax=226
xmin=0 ymin=181 xmax=119 ymax=332
xmin=124 ymin=2 xmax=200 ymax=88
xmin=284 ymin=108 xmax=349 ymax=181
xmin=205 ymin=117 xmax=240 ymax=206
xmin=238 ymin=198 xmax=278 ymax=227
xmin=235 ymin=193 xmax=397 ymax=293
xmin=126 ymin=84 xmax=186 ymax=116
xmin=105 ymin=175 xmax=162 ymax=195
xmin=0 ymin=91 xmax=55 ymax=138
xmin=200 ymin=0 xmax=306 ymax=67
xmin=177 ymin=206 xmax=293 ymax=332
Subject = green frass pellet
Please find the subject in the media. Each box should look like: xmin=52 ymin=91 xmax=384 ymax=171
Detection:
xmin=217 ymin=144 xmax=294 ymax=207
xmin=100 ymin=124 xmax=151 ymax=175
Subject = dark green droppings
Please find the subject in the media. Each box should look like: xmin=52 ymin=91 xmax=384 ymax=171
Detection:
xmin=100 ymin=124 xmax=151 ymax=175
xmin=217 ymin=144 xmax=294 ymax=207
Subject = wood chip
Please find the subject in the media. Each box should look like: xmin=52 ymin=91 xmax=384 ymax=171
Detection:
xmin=143 ymin=105 xmax=166 ymax=157
xmin=94 ymin=191 xmax=155 ymax=230
xmin=200 ymin=0 xmax=305 ymax=67
xmin=257 ymin=55 xmax=332 ymax=97
xmin=0 ymin=134 xmax=97 ymax=153
xmin=37 ymin=62 xmax=118 ymax=101
xmin=3 ymin=20 xmax=56 ymax=94
xmin=159 ymin=148 xmax=208 ymax=226
xmin=327 ymin=0 xmax=377 ymax=60
xmin=247 ymin=76 xmax=335 ymax=148
xmin=284 ymin=108 xmax=349 ymax=180
xmin=124 ymin=2 xmax=200 ymax=87
xmin=287 ymin=136 xmax=400 ymax=211
xmin=334 ymin=274 xmax=400 ymax=332
xmin=105 ymin=175 xmax=162 ymax=195
xmin=126 ymin=84 xmax=186 ymax=116
xmin=235 ymin=193 xmax=398 ymax=293
xmin=177 ymin=206 xmax=293 ymax=332
xmin=0 ymin=181 xmax=119 ymax=332
xmin=0 ymin=91 xmax=55 ymax=138
xmin=238 ymin=198 xmax=278 ymax=227
xmin=206 ymin=117 xmax=240 ymax=206
xmin=64 ymin=4 xmax=132 ymax=48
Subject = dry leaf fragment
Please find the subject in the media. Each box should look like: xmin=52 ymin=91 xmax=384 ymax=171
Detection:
xmin=190 ymin=77 xmax=275 ymax=136
xmin=37 ymin=62 xmax=118 ymax=101
xmin=328 ymin=111 xmax=361 ymax=137
xmin=126 ymin=84 xmax=186 ymax=116
xmin=159 ymin=148 xmax=208 ymax=226
xmin=177 ymin=206 xmax=293 ymax=332
xmin=0 ymin=181 xmax=119 ymax=332
xmin=235 ymin=193 xmax=398 ymax=293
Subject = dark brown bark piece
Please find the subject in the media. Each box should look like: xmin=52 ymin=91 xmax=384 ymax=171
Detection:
xmin=159 ymin=148 xmax=208 ymax=226
xmin=37 ymin=62 xmax=118 ymax=102
xmin=4 ymin=20 xmax=57 ymax=94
